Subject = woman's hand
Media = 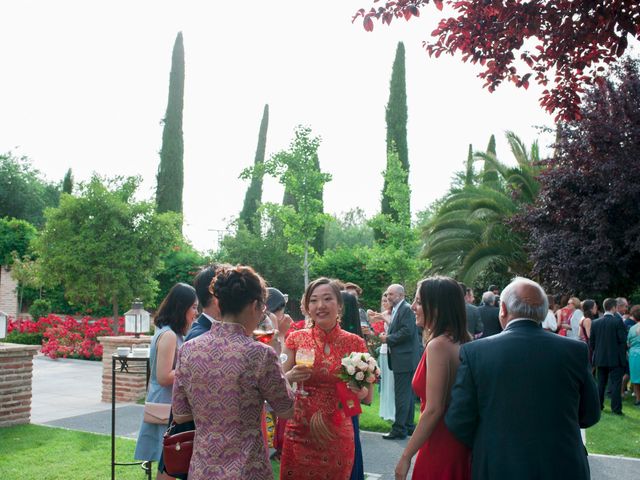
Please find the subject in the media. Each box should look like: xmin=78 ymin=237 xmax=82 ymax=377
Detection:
xmin=395 ymin=455 xmax=411 ymax=480
xmin=348 ymin=383 xmax=369 ymax=401
xmin=285 ymin=365 xmax=312 ymax=383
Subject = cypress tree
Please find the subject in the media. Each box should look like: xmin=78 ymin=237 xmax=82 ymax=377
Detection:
xmin=62 ymin=168 xmax=73 ymax=194
xmin=378 ymin=42 xmax=410 ymax=237
xmin=239 ymin=104 xmax=269 ymax=234
xmin=156 ymin=32 xmax=185 ymax=219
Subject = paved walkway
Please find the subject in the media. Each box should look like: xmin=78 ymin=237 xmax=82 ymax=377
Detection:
xmin=29 ymin=355 xmax=640 ymax=479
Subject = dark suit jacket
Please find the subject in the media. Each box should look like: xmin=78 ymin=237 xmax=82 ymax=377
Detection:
xmin=185 ymin=313 xmax=215 ymax=342
xmin=445 ymin=319 xmax=600 ymax=480
xmin=478 ymin=305 xmax=502 ymax=337
xmin=589 ymin=313 xmax=627 ymax=367
xmin=465 ymin=303 xmax=483 ymax=336
xmin=386 ymin=300 xmax=420 ymax=373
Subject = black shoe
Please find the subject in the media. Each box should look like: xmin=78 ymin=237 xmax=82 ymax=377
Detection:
xmin=612 ymin=411 xmax=624 ymax=416
xmin=634 ymin=401 xmax=640 ymax=406
xmin=382 ymin=432 xmax=407 ymax=440
xmin=407 ymin=427 xmax=415 ymax=436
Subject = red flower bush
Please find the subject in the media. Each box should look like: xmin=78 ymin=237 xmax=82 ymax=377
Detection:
xmin=9 ymin=314 xmax=126 ymax=360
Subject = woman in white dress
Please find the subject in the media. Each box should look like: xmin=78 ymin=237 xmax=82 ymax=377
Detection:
xmin=370 ymin=293 xmax=395 ymax=422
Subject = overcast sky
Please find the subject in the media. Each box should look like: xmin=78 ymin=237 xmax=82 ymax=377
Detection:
xmin=1 ymin=1 xmax=557 ymax=252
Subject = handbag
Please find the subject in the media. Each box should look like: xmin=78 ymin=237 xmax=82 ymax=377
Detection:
xmin=143 ymin=402 xmax=171 ymax=425
xmin=163 ymin=423 xmax=195 ymax=476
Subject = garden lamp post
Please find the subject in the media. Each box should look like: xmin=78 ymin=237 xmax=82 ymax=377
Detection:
xmin=0 ymin=311 xmax=7 ymax=340
xmin=124 ymin=299 xmax=150 ymax=338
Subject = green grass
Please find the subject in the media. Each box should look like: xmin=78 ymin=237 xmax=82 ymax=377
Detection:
xmin=586 ymin=395 xmax=640 ymax=457
xmin=0 ymin=424 xmax=280 ymax=479
xmin=359 ymin=386 xmax=419 ymax=433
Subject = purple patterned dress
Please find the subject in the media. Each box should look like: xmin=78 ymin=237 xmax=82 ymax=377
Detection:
xmin=173 ymin=321 xmax=295 ymax=480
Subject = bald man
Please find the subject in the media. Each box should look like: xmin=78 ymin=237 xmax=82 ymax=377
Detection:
xmin=445 ymin=277 xmax=600 ymax=479
xmin=380 ymin=284 xmax=421 ymax=440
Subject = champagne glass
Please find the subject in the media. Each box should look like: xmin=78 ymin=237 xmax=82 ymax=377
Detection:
xmin=295 ymin=348 xmax=315 ymax=396
xmin=253 ymin=314 xmax=276 ymax=344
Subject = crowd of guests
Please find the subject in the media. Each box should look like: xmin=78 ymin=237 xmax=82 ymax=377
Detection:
xmin=132 ymin=262 xmax=639 ymax=479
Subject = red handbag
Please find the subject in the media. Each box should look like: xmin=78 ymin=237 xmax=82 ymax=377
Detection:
xmin=163 ymin=424 xmax=194 ymax=476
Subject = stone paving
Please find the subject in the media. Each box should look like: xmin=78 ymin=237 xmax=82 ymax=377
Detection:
xmin=29 ymin=355 xmax=639 ymax=479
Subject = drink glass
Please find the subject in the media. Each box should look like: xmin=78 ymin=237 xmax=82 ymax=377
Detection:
xmin=253 ymin=314 xmax=275 ymax=344
xmin=295 ymin=348 xmax=315 ymax=396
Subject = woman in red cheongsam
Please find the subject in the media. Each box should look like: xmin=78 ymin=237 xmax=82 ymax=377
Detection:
xmin=280 ymin=278 xmax=372 ymax=480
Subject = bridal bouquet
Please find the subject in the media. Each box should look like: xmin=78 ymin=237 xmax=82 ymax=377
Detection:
xmin=338 ymin=351 xmax=381 ymax=389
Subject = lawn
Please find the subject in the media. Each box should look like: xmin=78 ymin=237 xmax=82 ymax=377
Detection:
xmin=360 ymin=386 xmax=640 ymax=459
xmin=0 ymin=424 xmax=280 ymax=479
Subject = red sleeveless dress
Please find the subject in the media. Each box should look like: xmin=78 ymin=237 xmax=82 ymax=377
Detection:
xmin=411 ymin=350 xmax=471 ymax=479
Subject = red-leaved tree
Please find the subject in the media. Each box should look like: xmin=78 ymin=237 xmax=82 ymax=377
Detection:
xmin=354 ymin=1 xmax=640 ymax=121
xmin=512 ymin=57 xmax=640 ymax=297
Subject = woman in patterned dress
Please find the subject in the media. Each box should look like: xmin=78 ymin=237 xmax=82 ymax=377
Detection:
xmin=280 ymin=278 xmax=372 ymax=480
xmin=172 ymin=266 xmax=295 ymax=480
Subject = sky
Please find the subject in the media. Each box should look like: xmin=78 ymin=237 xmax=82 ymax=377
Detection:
xmin=1 ymin=1 xmax=557 ymax=252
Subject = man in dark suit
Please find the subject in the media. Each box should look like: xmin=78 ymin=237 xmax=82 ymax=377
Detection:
xmin=478 ymin=291 xmax=502 ymax=337
xmin=445 ymin=277 xmax=600 ymax=479
xmin=590 ymin=298 xmax=628 ymax=415
xmin=380 ymin=284 xmax=420 ymax=440
xmin=461 ymin=283 xmax=483 ymax=338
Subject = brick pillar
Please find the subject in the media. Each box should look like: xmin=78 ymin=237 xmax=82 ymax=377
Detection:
xmin=0 ymin=265 xmax=19 ymax=319
xmin=0 ymin=343 xmax=40 ymax=427
xmin=97 ymin=336 xmax=152 ymax=403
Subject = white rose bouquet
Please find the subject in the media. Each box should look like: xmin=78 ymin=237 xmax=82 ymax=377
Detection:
xmin=338 ymin=351 xmax=381 ymax=389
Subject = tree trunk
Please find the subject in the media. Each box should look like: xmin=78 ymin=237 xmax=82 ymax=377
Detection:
xmin=111 ymin=295 xmax=119 ymax=334
xmin=303 ymin=241 xmax=309 ymax=288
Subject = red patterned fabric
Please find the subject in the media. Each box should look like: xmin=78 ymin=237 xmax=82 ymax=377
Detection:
xmin=411 ymin=349 xmax=471 ymax=480
xmin=280 ymin=325 xmax=367 ymax=480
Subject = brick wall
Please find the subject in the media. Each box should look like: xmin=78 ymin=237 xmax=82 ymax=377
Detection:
xmin=0 ymin=266 xmax=18 ymax=319
xmin=0 ymin=343 xmax=40 ymax=427
xmin=98 ymin=336 xmax=152 ymax=403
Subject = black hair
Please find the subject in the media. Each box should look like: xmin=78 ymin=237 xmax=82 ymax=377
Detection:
xmin=193 ymin=264 xmax=221 ymax=309
xmin=419 ymin=276 xmax=472 ymax=345
xmin=154 ymin=283 xmax=197 ymax=335
xmin=340 ymin=291 xmax=363 ymax=337
xmin=212 ymin=265 xmax=267 ymax=316
xmin=581 ymin=299 xmax=597 ymax=319
xmin=303 ymin=278 xmax=343 ymax=327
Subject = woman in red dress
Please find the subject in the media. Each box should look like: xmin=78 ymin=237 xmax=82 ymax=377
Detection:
xmin=395 ymin=276 xmax=472 ymax=480
xmin=280 ymin=278 xmax=372 ymax=479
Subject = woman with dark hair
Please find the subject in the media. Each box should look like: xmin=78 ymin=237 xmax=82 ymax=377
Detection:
xmin=579 ymin=299 xmax=598 ymax=346
xmin=340 ymin=291 xmax=365 ymax=480
xmin=135 ymin=283 xmax=198 ymax=479
xmin=172 ymin=266 xmax=294 ymax=479
xmin=280 ymin=278 xmax=372 ymax=479
xmin=395 ymin=276 xmax=472 ymax=480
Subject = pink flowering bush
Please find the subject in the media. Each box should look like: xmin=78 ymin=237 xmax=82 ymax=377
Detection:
xmin=8 ymin=314 xmax=126 ymax=360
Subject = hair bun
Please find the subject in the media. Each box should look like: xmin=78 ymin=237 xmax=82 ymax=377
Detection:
xmin=211 ymin=265 xmax=266 ymax=316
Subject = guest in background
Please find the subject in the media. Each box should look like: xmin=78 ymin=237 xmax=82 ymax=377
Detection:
xmin=626 ymin=306 xmax=640 ymax=406
xmin=340 ymin=290 xmax=365 ymax=480
xmin=380 ymin=284 xmax=421 ymax=440
xmin=579 ymin=299 xmax=598 ymax=345
xmin=478 ymin=292 xmax=502 ymax=337
xmin=460 ymin=284 xmax=483 ymax=339
xmin=542 ymin=295 xmax=558 ymax=332
xmin=172 ymin=266 xmax=295 ymax=479
xmin=369 ymin=294 xmax=395 ymax=422
xmin=344 ymin=282 xmax=371 ymax=336
xmin=135 ymin=283 xmax=198 ymax=480
xmin=590 ymin=298 xmax=628 ymax=415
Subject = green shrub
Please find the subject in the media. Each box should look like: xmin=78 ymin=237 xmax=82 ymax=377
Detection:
xmin=5 ymin=331 xmax=43 ymax=345
xmin=29 ymin=299 xmax=51 ymax=320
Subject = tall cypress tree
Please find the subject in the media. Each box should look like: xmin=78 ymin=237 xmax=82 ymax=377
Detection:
xmin=62 ymin=168 xmax=73 ymax=194
xmin=156 ymin=32 xmax=185 ymax=219
xmin=239 ymin=104 xmax=269 ymax=234
xmin=378 ymin=42 xmax=410 ymax=237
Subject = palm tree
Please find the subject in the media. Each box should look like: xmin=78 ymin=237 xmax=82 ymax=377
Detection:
xmin=422 ymin=132 xmax=541 ymax=284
